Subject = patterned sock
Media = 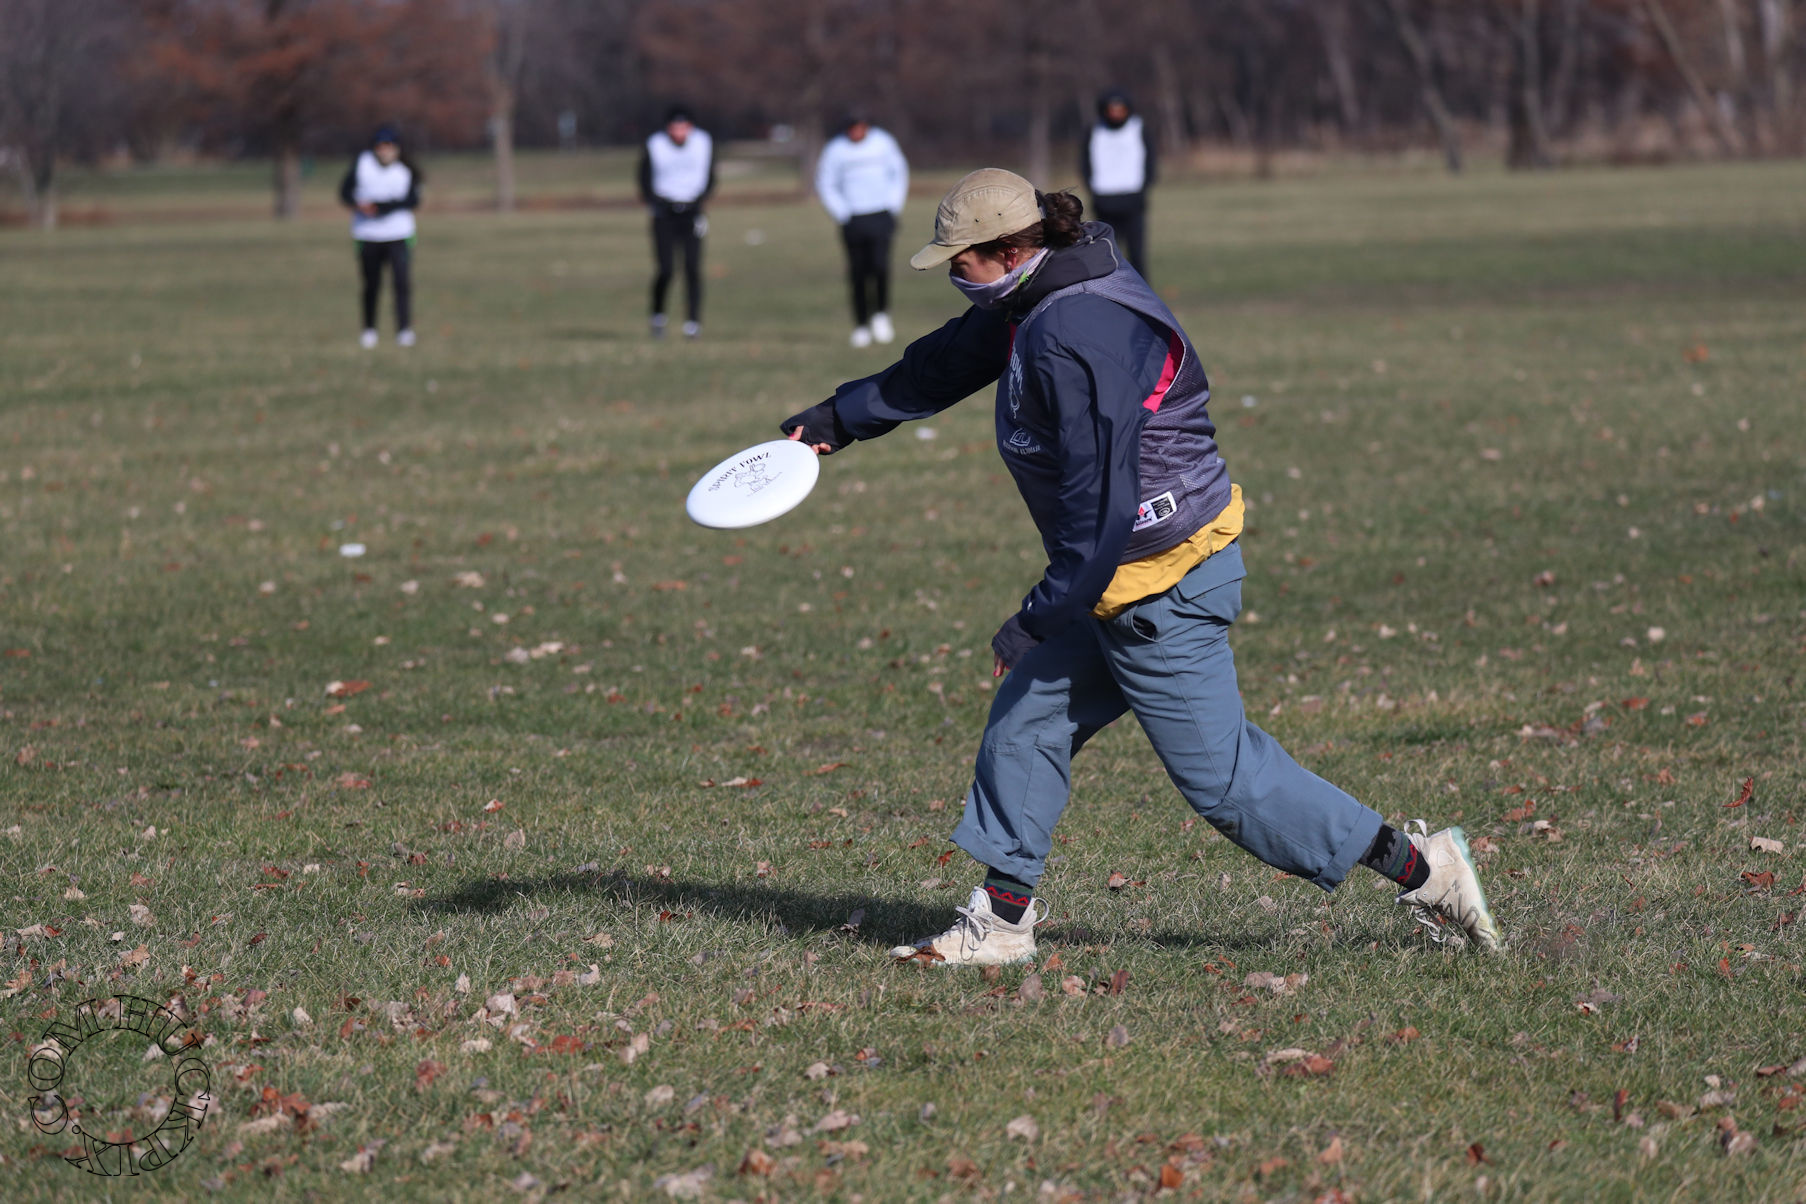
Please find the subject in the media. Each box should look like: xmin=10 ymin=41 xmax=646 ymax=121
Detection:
xmin=1360 ymin=825 xmax=1430 ymax=891
xmin=982 ymin=868 xmax=1034 ymax=924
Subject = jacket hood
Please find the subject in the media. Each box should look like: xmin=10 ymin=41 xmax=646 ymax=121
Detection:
xmin=1096 ymin=89 xmax=1135 ymax=127
xmin=1003 ymin=222 xmax=1122 ymax=317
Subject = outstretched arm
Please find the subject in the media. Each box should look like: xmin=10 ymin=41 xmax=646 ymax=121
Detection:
xmin=781 ymin=305 xmax=1010 ymax=450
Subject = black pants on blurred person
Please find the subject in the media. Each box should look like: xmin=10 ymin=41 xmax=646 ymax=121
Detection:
xmin=1092 ymin=195 xmax=1147 ymax=279
xmin=650 ymin=204 xmax=704 ymax=322
xmin=358 ymin=239 xmax=412 ymax=331
xmin=841 ymin=211 xmax=895 ymax=325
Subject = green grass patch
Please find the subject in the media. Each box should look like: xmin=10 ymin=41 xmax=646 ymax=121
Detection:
xmin=2 ymin=161 xmax=1804 ymax=1201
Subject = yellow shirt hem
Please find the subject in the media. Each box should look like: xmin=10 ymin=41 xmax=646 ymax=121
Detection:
xmin=1092 ymin=483 xmax=1244 ymax=619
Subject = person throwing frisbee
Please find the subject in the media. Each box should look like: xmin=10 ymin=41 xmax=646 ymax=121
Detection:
xmin=781 ymin=170 xmax=1502 ymax=966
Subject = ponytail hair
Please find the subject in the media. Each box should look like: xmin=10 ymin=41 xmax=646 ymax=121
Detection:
xmin=1035 ymin=190 xmax=1085 ymax=246
xmin=972 ymin=189 xmax=1086 ymax=257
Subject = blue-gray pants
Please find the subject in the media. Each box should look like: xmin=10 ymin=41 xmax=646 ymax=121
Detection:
xmin=952 ymin=542 xmax=1382 ymax=891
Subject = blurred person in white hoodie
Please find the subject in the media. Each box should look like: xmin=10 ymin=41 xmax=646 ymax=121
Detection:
xmin=815 ymin=113 xmax=909 ymax=348
xmin=338 ymin=125 xmax=421 ymax=348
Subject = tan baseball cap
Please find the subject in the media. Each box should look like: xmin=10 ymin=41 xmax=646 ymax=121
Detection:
xmin=908 ymin=169 xmax=1041 ymax=270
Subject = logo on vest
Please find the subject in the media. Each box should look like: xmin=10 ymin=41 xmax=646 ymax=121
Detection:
xmin=1133 ymin=491 xmax=1177 ymax=532
xmin=1004 ymin=427 xmax=1045 ymax=457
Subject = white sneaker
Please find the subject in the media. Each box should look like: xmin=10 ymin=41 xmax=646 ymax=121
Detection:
xmin=649 ymin=313 xmax=668 ymax=339
xmin=396 ymin=329 xmax=416 ymax=347
xmin=870 ymin=312 xmax=895 ymax=344
xmin=359 ymin=329 xmax=379 ymax=350
xmin=1395 ymin=825 xmax=1504 ymax=951
xmin=891 ymin=886 xmax=1046 ymax=967
xmin=849 ymin=325 xmax=873 ymax=349
xmin=682 ymin=320 xmax=701 ymax=340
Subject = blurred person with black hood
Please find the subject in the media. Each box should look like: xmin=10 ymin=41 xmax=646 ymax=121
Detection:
xmin=638 ymin=104 xmax=715 ymax=340
xmin=339 ymin=125 xmax=421 ymax=348
xmin=1079 ymin=89 xmax=1155 ymax=278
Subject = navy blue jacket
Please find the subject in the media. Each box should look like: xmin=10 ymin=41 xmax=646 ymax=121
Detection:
xmin=827 ymin=234 xmax=1168 ymax=656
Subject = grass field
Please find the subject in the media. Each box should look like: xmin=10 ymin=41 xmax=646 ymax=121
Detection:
xmin=2 ymin=158 xmax=1804 ymax=1202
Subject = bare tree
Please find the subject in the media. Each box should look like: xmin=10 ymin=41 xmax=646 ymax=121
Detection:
xmin=1378 ymin=0 xmax=1465 ymax=172
xmin=145 ymin=0 xmax=489 ymax=219
xmin=1641 ymin=0 xmax=1744 ymax=153
xmin=1507 ymin=0 xmax=1556 ymax=166
xmin=487 ymin=0 xmax=527 ymax=212
xmin=1022 ymin=8 xmax=1056 ymax=183
xmin=1756 ymin=0 xmax=1796 ymax=148
xmin=0 ymin=0 xmax=125 ymax=228
xmin=1544 ymin=0 xmax=1585 ymax=133
xmin=1314 ymin=0 xmax=1367 ymax=135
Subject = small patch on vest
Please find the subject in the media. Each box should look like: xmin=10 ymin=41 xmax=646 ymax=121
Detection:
xmin=1133 ymin=491 xmax=1177 ymax=532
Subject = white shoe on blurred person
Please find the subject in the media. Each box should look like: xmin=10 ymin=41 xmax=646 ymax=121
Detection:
xmin=360 ymin=329 xmax=379 ymax=350
xmin=396 ymin=329 xmax=416 ymax=348
xmin=870 ymin=312 xmax=895 ymax=344
xmin=850 ymin=325 xmax=873 ymax=349
xmin=682 ymin=320 xmax=701 ymax=340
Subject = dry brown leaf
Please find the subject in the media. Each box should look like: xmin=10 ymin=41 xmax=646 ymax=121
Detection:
xmin=811 ymin=1109 xmax=858 ymax=1134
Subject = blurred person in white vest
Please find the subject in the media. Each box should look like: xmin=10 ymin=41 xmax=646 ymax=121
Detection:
xmin=1079 ymin=89 xmax=1155 ymax=278
xmin=638 ymin=105 xmax=715 ymax=340
xmin=339 ymin=125 xmax=421 ymax=349
xmin=815 ymin=112 xmax=909 ymax=349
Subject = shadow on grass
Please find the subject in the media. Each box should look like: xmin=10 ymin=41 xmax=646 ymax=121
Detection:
xmin=546 ymin=325 xmax=627 ymax=342
xmin=414 ymin=871 xmax=1360 ymax=953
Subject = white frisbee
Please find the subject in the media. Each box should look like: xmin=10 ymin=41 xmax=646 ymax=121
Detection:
xmin=685 ymin=438 xmax=821 ymax=529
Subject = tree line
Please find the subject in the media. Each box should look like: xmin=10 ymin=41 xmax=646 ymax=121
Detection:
xmin=2 ymin=0 xmax=1800 ymax=227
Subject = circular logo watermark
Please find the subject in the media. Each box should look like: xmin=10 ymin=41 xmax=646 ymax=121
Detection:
xmin=26 ymin=995 xmax=213 ymax=1177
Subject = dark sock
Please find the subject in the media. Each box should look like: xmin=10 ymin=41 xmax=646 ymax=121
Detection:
xmin=1361 ymin=824 xmax=1430 ymax=891
xmin=982 ymin=868 xmax=1034 ymax=924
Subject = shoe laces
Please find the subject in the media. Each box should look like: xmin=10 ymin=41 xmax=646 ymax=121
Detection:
xmin=1398 ymin=818 xmax=1469 ymax=946
xmin=945 ymin=898 xmax=1046 ymax=957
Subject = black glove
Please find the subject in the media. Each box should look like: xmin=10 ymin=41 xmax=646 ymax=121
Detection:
xmin=991 ymin=613 xmax=1041 ymax=672
xmin=779 ymin=400 xmax=853 ymax=455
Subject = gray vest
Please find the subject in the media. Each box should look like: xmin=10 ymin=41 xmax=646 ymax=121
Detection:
xmin=999 ymin=262 xmax=1231 ymax=562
